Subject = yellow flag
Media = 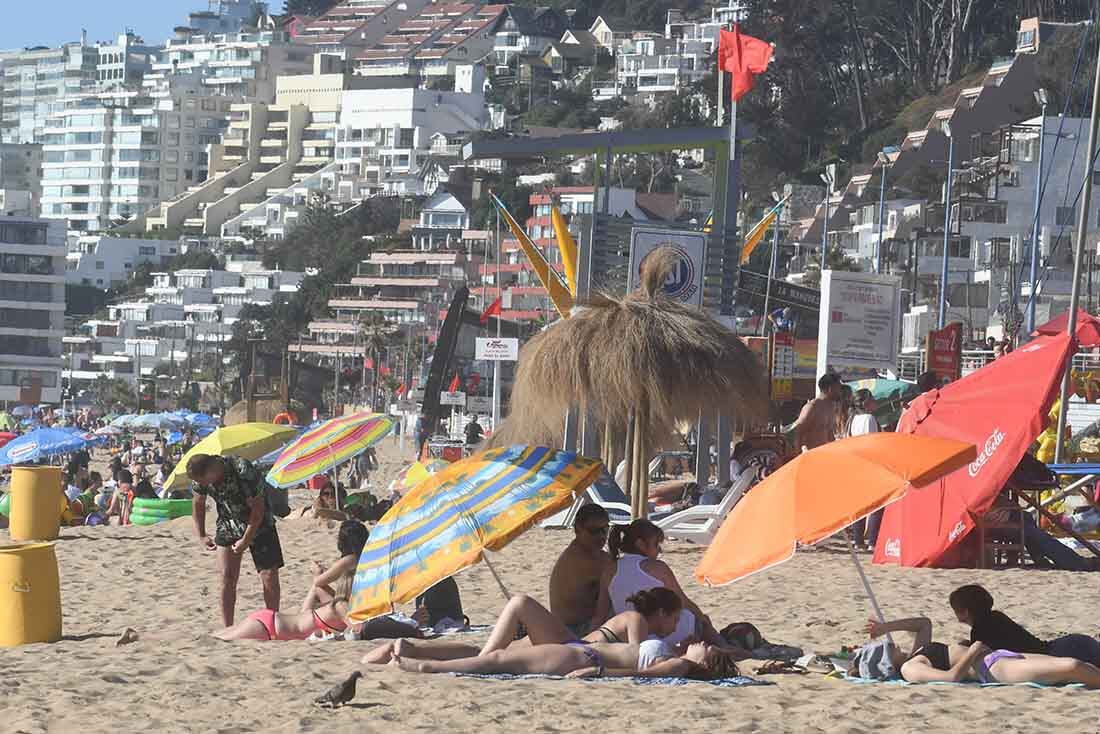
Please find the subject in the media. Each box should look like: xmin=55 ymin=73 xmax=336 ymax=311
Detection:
xmin=703 ymin=211 xmax=714 ymax=233
xmin=551 ymin=204 xmax=578 ymax=296
xmin=740 ymin=208 xmax=777 ymax=264
xmin=491 ymin=194 xmax=573 ymax=318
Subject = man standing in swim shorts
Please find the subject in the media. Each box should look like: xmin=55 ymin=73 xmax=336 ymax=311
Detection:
xmin=189 ymin=454 xmax=283 ymax=626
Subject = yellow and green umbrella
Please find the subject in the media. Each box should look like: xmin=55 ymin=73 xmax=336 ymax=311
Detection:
xmin=389 ymin=458 xmax=450 ymax=493
xmin=348 ymin=444 xmax=602 ymax=621
xmin=164 ymin=422 xmax=298 ymax=492
xmin=265 ymin=412 xmax=394 ymax=489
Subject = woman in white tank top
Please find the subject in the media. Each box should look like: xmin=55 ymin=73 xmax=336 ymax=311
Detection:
xmin=594 ymin=519 xmax=721 ymax=645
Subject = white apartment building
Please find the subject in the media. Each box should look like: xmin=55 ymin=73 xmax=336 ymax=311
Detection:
xmin=335 ymin=70 xmax=488 ymax=191
xmin=0 ymin=217 xmax=65 ymax=403
xmin=40 ymin=76 xmax=239 ymax=232
xmin=145 ymin=28 xmax=313 ymax=104
xmin=0 ymin=34 xmax=160 ymax=145
xmin=187 ymin=1 xmax=269 ymax=35
xmin=66 ymin=235 xmax=180 ymax=287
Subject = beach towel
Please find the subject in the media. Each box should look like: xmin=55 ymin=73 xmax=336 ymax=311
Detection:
xmin=839 ymin=674 xmax=1084 ymax=689
xmin=453 ymin=673 xmax=772 ymax=688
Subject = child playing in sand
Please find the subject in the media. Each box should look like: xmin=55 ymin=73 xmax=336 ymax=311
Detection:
xmin=301 ymin=520 xmax=369 ymax=612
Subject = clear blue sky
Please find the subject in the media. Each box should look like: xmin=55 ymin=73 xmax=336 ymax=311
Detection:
xmin=1 ymin=1 xmax=219 ymax=50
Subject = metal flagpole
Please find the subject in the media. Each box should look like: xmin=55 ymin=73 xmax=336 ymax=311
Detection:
xmin=491 ymin=208 xmax=502 ymax=432
xmin=760 ymin=217 xmax=780 ymax=337
xmin=1055 ymin=38 xmax=1100 ymax=463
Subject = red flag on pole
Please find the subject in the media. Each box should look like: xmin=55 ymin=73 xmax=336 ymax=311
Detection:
xmin=717 ymin=25 xmax=773 ymax=102
xmin=481 ymin=296 xmax=503 ymax=325
xmin=448 ymin=373 xmax=461 ymax=392
xmin=395 ymin=383 xmax=406 ymax=397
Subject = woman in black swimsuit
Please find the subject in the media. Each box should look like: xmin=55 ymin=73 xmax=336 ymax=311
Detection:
xmin=362 ymin=588 xmax=682 ymax=665
xmin=854 ymin=617 xmax=1100 ymax=686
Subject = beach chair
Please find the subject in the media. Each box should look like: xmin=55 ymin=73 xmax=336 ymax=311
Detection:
xmin=653 ymin=468 xmax=757 ymax=544
xmin=541 ymin=471 xmax=634 ymax=529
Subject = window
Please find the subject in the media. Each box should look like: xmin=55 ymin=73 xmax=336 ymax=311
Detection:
xmin=167 ymin=132 xmax=180 ymax=146
xmin=1057 ymin=205 xmax=1076 ymax=226
xmin=0 ymin=335 xmax=59 ymax=357
xmin=0 ymin=281 xmax=53 ymax=302
xmin=95 ymin=261 xmax=104 ymax=270
xmin=0 ymin=223 xmax=48 ymax=245
xmin=165 ymin=168 xmax=178 ymax=182
xmin=165 ymin=151 xmax=179 ymax=163
xmin=0 ymin=308 xmax=51 ymax=329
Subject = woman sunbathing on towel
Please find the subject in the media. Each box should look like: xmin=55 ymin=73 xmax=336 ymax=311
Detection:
xmin=363 ymin=587 xmax=682 ymax=665
xmin=217 ymin=579 xmax=419 ymax=642
xmin=854 ymin=617 xmax=1100 ymax=687
xmin=387 ymin=591 xmax=741 ymax=679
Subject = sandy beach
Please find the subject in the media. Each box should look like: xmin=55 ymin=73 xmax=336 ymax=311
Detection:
xmin=1 ymin=438 xmax=1098 ymax=733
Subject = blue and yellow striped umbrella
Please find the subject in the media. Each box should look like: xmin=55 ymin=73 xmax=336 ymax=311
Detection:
xmin=349 ymin=445 xmax=602 ymax=621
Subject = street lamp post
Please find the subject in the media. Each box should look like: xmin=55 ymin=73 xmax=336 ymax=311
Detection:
xmin=875 ymin=146 xmax=899 ymax=274
xmin=819 ymin=171 xmax=832 ymax=272
xmin=1026 ymin=89 xmax=1049 ymax=335
xmin=938 ymin=122 xmax=956 ymax=329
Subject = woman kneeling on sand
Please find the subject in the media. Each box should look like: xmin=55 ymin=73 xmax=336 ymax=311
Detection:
xmin=852 ymin=616 xmax=1100 ymax=686
xmin=387 ymin=591 xmax=741 ymax=679
xmin=363 ymin=587 xmax=682 ymax=665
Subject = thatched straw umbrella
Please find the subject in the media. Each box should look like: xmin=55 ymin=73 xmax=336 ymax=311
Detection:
xmin=489 ymin=247 xmax=769 ymax=516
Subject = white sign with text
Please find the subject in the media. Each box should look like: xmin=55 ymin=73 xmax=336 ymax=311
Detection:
xmin=816 ymin=270 xmax=901 ymax=378
xmin=475 ymin=337 xmax=519 ymax=361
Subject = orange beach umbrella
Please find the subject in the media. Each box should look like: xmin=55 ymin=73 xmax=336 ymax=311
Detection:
xmin=695 ymin=433 xmax=976 ymax=587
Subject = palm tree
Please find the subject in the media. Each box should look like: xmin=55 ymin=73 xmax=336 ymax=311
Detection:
xmin=358 ymin=314 xmax=393 ymax=410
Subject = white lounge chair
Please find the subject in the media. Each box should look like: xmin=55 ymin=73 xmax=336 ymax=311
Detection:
xmin=653 ymin=469 xmax=757 ymax=544
xmin=541 ymin=471 xmax=633 ymax=529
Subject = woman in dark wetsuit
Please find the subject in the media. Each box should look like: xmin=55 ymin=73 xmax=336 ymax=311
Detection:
xmin=855 ymin=617 xmax=1100 ymax=686
xmin=361 ymin=588 xmax=683 ymax=665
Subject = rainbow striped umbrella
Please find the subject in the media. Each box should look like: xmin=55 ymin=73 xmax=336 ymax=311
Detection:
xmin=348 ymin=444 xmax=602 ymax=622
xmin=265 ymin=412 xmax=394 ymax=488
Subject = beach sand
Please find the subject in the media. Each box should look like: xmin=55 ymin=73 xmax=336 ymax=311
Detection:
xmin=1 ymin=438 xmax=1097 ymax=733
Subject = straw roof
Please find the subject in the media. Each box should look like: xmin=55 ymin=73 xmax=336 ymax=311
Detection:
xmin=490 ymin=248 xmax=769 ymax=449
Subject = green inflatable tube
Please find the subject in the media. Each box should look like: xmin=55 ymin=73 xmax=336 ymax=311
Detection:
xmin=132 ymin=498 xmax=192 ymax=516
xmin=129 ymin=513 xmax=168 ymax=526
xmin=129 ymin=508 xmax=177 ymax=520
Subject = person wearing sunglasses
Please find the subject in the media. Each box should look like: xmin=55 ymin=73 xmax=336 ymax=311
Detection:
xmin=549 ymin=504 xmax=613 ymax=638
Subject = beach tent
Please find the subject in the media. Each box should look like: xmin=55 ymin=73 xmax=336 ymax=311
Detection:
xmin=873 ymin=333 xmax=1074 ymax=568
xmin=1034 ymin=308 xmax=1100 ymax=348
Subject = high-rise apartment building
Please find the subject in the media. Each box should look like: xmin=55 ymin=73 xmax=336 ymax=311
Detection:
xmin=0 ymin=217 xmax=65 ymax=404
xmin=40 ymin=76 xmax=239 ymax=232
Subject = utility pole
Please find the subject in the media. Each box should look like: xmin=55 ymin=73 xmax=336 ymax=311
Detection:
xmin=1026 ymin=91 xmax=1048 ymax=335
xmin=938 ymin=123 xmax=956 ymax=329
xmin=1054 ymin=40 xmax=1100 ymax=462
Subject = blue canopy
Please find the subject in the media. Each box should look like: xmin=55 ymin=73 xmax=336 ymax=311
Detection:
xmin=0 ymin=427 xmax=100 ymax=466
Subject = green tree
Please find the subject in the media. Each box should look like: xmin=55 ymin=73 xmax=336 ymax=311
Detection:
xmin=93 ymin=376 xmax=137 ymax=412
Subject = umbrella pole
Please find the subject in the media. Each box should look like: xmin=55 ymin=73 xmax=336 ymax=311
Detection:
xmin=482 ymin=553 xmax=511 ymax=601
xmin=845 ymin=530 xmax=890 ymax=638
xmin=622 ymin=411 xmax=635 ymax=499
xmin=632 ymin=407 xmax=648 ymax=519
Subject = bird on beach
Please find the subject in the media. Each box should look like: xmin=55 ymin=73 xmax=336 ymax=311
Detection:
xmin=314 ymin=672 xmax=362 ymax=708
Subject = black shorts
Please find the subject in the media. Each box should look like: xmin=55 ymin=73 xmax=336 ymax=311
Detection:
xmin=217 ymin=525 xmax=284 ymax=572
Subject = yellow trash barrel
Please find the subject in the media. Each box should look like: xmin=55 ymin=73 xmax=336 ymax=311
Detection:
xmin=9 ymin=466 xmax=62 ymax=541
xmin=0 ymin=542 xmax=62 ymax=646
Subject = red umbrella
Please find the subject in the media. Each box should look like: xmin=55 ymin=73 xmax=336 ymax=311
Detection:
xmin=874 ymin=333 xmax=1074 ymax=568
xmin=0 ymin=432 xmax=15 ymax=448
xmin=1034 ymin=308 xmax=1100 ymax=347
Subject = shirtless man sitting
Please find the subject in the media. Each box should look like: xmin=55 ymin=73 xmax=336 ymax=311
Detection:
xmin=793 ymin=372 xmax=842 ymax=453
xmin=549 ymin=504 xmax=613 ymax=637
